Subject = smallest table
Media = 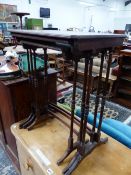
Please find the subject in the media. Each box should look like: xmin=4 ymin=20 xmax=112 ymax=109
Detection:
xmin=11 ymin=12 xmax=30 ymax=29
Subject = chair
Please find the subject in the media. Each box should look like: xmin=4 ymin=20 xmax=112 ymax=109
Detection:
xmin=75 ymin=108 xmax=131 ymax=149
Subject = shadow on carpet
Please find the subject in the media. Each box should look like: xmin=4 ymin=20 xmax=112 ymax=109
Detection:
xmin=57 ymin=87 xmax=131 ymax=126
xmin=0 ymin=144 xmax=19 ymax=175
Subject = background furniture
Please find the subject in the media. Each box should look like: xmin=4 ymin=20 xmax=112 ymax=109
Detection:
xmin=56 ymin=57 xmax=72 ymax=83
xmin=0 ymin=22 xmax=18 ymax=30
xmin=114 ymin=49 xmax=131 ymax=109
xmin=26 ymin=18 xmax=43 ymax=30
xmin=0 ymin=22 xmax=17 ymax=46
xmin=68 ymin=57 xmax=117 ymax=96
xmin=76 ymin=109 xmax=131 ymax=148
xmin=11 ymin=12 xmax=30 ymax=29
xmin=68 ymin=66 xmax=98 ymax=92
xmin=0 ymin=77 xmax=30 ymax=169
xmin=101 ymin=73 xmax=117 ymax=97
xmin=11 ymin=116 xmax=131 ymax=175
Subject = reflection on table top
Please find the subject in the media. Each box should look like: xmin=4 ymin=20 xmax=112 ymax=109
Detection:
xmin=9 ymin=30 xmax=126 ymax=39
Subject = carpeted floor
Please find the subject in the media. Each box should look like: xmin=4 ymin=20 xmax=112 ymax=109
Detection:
xmin=57 ymin=87 xmax=131 ymax=126
xmin=0 ymin=144 xmax=19 ymax=175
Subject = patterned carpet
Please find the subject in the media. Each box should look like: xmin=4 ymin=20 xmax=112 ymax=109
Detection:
xmin=0 ymin=144 xmax=19 ymax=175
xmin=57 ymin=87 xmax=131 ymax=126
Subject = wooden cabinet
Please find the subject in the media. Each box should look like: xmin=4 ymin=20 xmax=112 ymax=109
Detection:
xmin=11 ymin=114 xmax=131 ymax=175
xmin=17 ymin=140 xmax=46 ymax=175
xmin=0 ymin=77 xmax=30 ymax=169
xmin=0 ymin=69 xmax=57 ymax=170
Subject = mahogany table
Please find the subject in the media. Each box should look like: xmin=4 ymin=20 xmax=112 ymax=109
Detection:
xmin=10 ymin=30 xmax=125 ymax=175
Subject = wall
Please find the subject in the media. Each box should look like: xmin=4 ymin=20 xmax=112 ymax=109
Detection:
xmin=114 ymin=2 xmax=131 ymax=30
xmin=0 ymin=0 xmax=84 ymax=30
xmin=0 ymin=0 xmax=125 ymax=31
xmin=80 ymin=0 xmax=124 ymax=32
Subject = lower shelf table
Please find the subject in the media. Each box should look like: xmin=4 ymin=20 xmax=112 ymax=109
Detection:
xmin=11 ymin=113 xmax=131 ymax=175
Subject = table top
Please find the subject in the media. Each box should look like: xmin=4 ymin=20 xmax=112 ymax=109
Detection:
xmin=9 ymin=30 xmax=125 ymax=39
xmin=11 ymin=113 xmax=131 ymax=175
xmin=9 ymin=30 xmax=126 ymax=53
xmin=11 ymin=12 xmax=30 ymax=16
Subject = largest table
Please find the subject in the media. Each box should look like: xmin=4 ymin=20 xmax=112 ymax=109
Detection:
xmin=10 ymin=30 xmax=125 ymax=175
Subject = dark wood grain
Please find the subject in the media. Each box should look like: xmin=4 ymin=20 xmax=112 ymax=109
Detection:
xmin=9 ymin=30 xmax=125 ymax=55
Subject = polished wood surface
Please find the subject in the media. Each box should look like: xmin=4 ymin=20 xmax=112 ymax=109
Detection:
xmin=11 ymin=114 xmax=131 ymax=175
xmin=9 ymin=30 xmax=125 ymax=52
xmin=9 ymin=30 xmax=125 ymax=39
xmin=9 ymin=30 xmax=126 ymax=174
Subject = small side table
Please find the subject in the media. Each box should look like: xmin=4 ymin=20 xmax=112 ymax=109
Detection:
xmin=11 ymin=12 xmax=30 ymax=29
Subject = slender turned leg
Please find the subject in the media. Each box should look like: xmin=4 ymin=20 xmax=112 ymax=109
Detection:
xmin=27 ymin=48 xmax=50 ymax=130
xmin=63 ymin=53 xmax=92 ymax=174
xmin=97 ymin=49 xmax=112 ymax=134
xmin=91 ymin=51 xmax=105 ymax=142
xmin=43 ymin=48 xmax=48 ymax=112
xmin=27 ymin=49 xmax=40 ymax=130
xmin=79 ymin=58 xmax=89 ymax=138
xmin=19 ymin=46 xmax=49 ymax=130
xmin=63 ymin=51 xmax=109 ymax=175
xmin=22 ymin=49 xmax=37 ymax=129
xmin=20 ymin=50 xmax=31 ymax=128
xmin=57 ymin=59 xmax=78 ymax=165
xmin=78 ymin=57 xmax=89 ymax=155
xmin=82 ymin=57 xmax=93 ymax=144
xmin=19 ymin=48 xmax=33 ymax=129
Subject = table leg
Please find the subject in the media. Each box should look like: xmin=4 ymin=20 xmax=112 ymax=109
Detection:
xmin=57 ymin=59 xmax=78 ymax=165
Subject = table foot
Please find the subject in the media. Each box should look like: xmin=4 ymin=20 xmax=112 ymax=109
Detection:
xmin=63 ymin=152 xmax=81 ymax=175
xmin=27 ymin=116 xmax=38 ymax=130
xmin=22 ymin=113 xmax=36 ymax=129
xmin=57 ymin=139 xmax=78 ymax=165
xmin=19 ymin=112 xmax=34 ymax=129
xmin=63 ymin=137 xmax=108 ymax=175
